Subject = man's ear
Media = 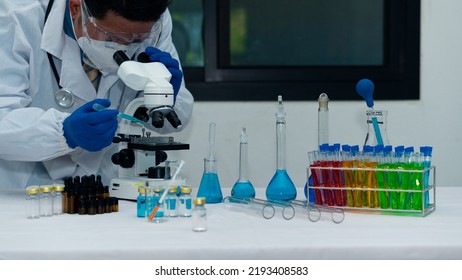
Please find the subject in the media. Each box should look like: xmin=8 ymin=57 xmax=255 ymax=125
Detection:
xmin=69 ymin=0 xmax=81 ymax=19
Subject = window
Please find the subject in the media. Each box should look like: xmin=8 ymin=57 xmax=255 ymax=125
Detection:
xmin=169 ymin=0 xmax=420 ymax=101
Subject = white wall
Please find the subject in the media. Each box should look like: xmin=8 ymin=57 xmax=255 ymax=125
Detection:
xmin=170 ymin=0 xmax=462 ymax=194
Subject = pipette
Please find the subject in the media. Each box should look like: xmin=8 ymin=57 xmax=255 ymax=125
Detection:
xmin=148 ymin=160 xmax=185 ymax=221
xmin=256 ymin=198 xmax=296 ymax=220
xmin=356 ymin=79 xmax=383 ymax=146
xmin=92 ymin=103 xmax=148 ymax=125
xmin=223 ymin=196 xmax=275 ymax=219
xmin=290 ymin=199 xmax=345 ymax=223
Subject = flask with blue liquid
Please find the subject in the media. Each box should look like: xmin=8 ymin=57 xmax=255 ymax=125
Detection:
xmin=197 ymin=122 xmax=223 ymax=203
xmin=266 ymin=96 xmax=297 ymax=201
xmin=231 ymin=127 xmax=256 ymax=199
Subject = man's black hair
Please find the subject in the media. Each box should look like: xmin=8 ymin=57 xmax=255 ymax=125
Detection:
xmin=84 ymin=0 xmax=172 ymax=22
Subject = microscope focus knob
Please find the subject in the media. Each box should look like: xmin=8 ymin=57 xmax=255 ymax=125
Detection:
xmin=111 ymin=149 xmax=135 ymax=168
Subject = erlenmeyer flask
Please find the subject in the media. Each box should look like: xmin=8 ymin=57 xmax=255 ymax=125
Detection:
xmin=364 ymin=109 xmax=390 ymax=146
xmin=197 ymin=158 xmax=223 ymax=203
xmin=197 ymin=122 xmax=223 ymax=203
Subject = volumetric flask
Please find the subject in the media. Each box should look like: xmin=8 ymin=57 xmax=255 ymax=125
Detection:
xmin=223 ymin=196 xmax=275 ymax=219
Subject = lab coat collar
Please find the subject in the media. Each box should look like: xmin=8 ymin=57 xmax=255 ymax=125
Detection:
xmin=40 ymin=0 xmax=97 ymax=102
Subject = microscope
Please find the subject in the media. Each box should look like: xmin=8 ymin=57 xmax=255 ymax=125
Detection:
xmin=109 ymin=51 xmax=189 ymax=200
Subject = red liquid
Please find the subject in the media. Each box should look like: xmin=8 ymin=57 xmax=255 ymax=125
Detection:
xmin=321 ymin=160 xmax=334 ymax=206
xmin=310 ymin=161 xmax=324 ymax=205
xmin=332 ymin=160 xmax=346 ymax=206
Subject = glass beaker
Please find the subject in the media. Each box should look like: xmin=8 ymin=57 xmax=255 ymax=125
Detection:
xmin=364 ymin=110 xmax=389 ymax=146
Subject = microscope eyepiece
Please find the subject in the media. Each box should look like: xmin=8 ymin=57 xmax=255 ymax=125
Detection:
xmin=151 ymin=110 xmax=165 ymax=128
xmin=137 ymin=52 xmax=151 ymax=63
xmin=165 ymin=110 xmax=182 ymax=129
xmin=113 ymin=51 xmax=130 ymax=66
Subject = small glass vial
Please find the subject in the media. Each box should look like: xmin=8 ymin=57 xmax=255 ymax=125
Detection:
xmin=137 ymin=186 xmax=148 ymax=217
xmin=87 ymin=200 xmax=97 ymax=215
xmin=149 ymin=189 xmax=166 ymax=223
xmin=112 ymin=197 xmax=119 ymax=213
xmin=192 ymin=197 xmax=207 ymax=232
xmin=39 ymin=185 xmax=53 ymax=217
xmin=52 ymin=184 xmax=64 ymax=215
xmin=178 ymin=186 xmax=193 ymax=217
xmin=105 ymin=197 xmax=113 ymax=213
xmin=165 ymin=187 xmax=179 ymax=218
xmin=25 ymin=185 xmax=40 ymax=219
xmin=78 ymin=199 xmax=87 ymax=215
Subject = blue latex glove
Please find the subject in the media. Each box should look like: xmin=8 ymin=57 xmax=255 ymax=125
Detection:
xmin=144 ymin=46 xmax=183 ymax=102
xmin=63 ymin=99 xmax=118 ymax=152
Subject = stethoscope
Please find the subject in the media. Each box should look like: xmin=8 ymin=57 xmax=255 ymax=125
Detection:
xmin=45 ymin=0 xmax=76 ymax=109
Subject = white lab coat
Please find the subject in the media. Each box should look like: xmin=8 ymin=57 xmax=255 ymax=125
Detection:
xmin=0 ymin=0 xmax=194 ymax=189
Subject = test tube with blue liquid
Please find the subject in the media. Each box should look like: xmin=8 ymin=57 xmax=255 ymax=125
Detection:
xmin=197 ymin=122 xmax=223 ymax=204
xmin=420 ymin=146 xmax=433 ymax=208
xmin=231 ymin=127 xmax=256 ymax=199
xmin=266 ymin=96 xmax=297 ymax=201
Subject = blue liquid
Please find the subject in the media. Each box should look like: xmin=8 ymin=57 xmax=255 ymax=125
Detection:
xmin=423 ymin=161 xmax=431 ymax=208
xmin=197 ymin=172 xmax=223 ymax=204
xmin=137 ymin=195 xmax=146 ymax=217
xmin=231 ymin=181 xmax=256 ymax=199
xmin=304 ymin=175 xmax=315 ymax=203
xmin=266 ymin=169 xmax=297 ymax=201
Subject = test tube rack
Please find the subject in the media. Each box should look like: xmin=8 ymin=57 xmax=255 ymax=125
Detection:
xmin=307 ymin=165 xmax=436 ymax=217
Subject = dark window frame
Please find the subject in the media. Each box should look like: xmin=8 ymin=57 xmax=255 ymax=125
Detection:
xmin=182 ymin=0 xmax=420 ymax=102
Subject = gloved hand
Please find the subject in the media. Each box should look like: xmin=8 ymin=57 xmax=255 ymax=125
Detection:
xmin=63 ymin=99 xmax=118 ymax=152
xmin=144 ymin=46 xmax=183 ymax=102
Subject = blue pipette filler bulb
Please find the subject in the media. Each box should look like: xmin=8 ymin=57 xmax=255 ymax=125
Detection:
xmin=231 ymin=127 xmax=256 ymax=199
xmin=197 ymin=122 xmax=223 ymax=204
xmin=266 ymin=96 xmax=297 ymax=201
xmin=356 ymin=78 xmax=375 ymax=108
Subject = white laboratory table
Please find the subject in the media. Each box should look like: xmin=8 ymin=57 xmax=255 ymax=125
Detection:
xmin=0 ymin=187 xmax=461 ymax=260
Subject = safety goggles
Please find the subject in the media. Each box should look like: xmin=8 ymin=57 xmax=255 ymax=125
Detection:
xmin=80 ymin=0 xmax=161 ymax=45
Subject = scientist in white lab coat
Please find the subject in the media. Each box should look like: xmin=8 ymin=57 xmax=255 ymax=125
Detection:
xmin=0 ymin=0 xmax=194 ymax=189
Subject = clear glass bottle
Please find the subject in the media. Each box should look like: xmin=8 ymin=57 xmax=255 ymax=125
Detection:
xmin=52 ymin=184 xmax=64 ymax=215
xmin=165 ymin=187 xmax=179 ymax=218
xmin=178 ymin=186 xmax=193 ymax=217
xmin=39 ymin=185 xmax=53 ymax=217
xmin=192 ymin=197 xmax=207 ymax=232
xmin=25 ymin=185 xmax=40 ymax=219
xmin=364 ymin=109 xmax=390 ymax=146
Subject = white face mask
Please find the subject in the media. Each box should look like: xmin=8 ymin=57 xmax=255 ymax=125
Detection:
xmin=76 ymin=37 xmax=140 ymax=75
